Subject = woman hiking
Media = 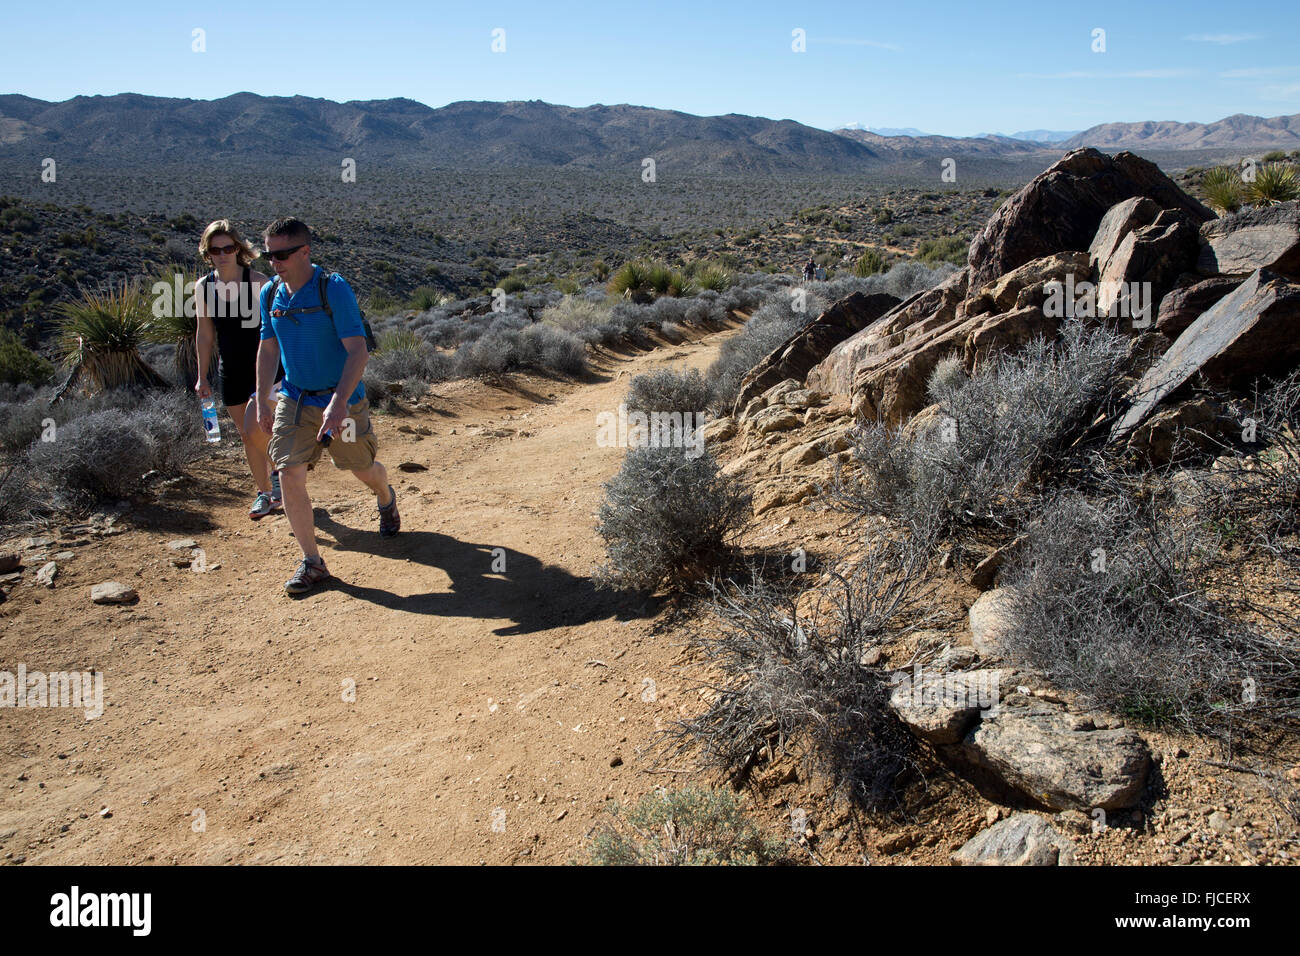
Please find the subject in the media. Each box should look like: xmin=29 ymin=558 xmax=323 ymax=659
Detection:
xmin=194 ymin=219 xmax=285 ymax=519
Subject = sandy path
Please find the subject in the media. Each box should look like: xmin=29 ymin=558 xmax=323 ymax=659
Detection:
xmin=0 ymin=324 xmax=736 ymax=865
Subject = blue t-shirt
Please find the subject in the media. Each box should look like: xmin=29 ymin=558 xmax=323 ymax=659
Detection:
xmin=260 ymin=265 xmax=366 ymax=408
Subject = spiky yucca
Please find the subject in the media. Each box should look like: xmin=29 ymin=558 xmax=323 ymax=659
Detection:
xmin=1246 ymin=163 xmax=1300 ymax=206
xmin=1201 ymin=166 xmax=1243 ymax=214
xmin=56 ymin=283 xmax=166 ymax=392
xmin=146 ymin=266 xmax=210 ymax=386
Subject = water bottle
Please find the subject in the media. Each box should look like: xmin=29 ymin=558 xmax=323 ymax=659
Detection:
xmin=201 ymin=398 xmax=221 ymax=444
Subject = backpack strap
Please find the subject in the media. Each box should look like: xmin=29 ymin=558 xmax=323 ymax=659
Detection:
xmin=317 ymin=270 xmax=333 ymax=319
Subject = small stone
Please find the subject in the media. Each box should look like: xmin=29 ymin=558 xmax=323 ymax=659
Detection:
xmin=35 ymin=562 xmax=57 ymax=588
xmin=52 ymin=551 xmax=75 ymax=561
xmin=0 ymin=554 xmax=20 ymax=573
xmin=609 ymin=756 xmax=623 ymax=768
xmin=91 ymin=582 xmax=137 ymax=605
xmin=398 ymin=462 xmax=428 ymax=472
xmin=167 ymin=539 xmax=197 ymax=551
xmin=1208 ymin=811 xmax=1232 ymax=835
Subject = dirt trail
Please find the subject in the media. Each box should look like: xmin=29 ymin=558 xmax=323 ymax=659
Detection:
xmin=0 ymin=324 xmax=738 ymax=865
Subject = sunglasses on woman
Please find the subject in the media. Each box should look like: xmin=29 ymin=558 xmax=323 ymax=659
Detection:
xmin=208 ymin=243 xmax=239 ymax=256
xmin=264 ymin=244 xmax=307 ymax=262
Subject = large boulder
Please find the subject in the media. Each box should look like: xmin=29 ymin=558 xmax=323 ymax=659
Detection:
xmin=1095 ymin=210 xmax=1202 ymax=327
xmin=806 ymin=268 xmax=968 ymax=397
xmin=734 ymin=291 xmax=899 ymax=413
xmin=951 ymin=813 xmax=1076 ymax=866
xmin=888 ymin=667 xmax=1006 ymax=745
xmin=960 ymin=701 xmax=1152 ymax=811
xmin=1197 ymin=202 xmax=1300 ymax=278
xmin=1112 ymin=268 xmax=1300 ymax=441
xmin=1156 ymin=275 xmax=1244 ymax=339
xmin=1089 ymin=196 xmax=1160 ymax=274
xmin=967 ymin=148 xmax=1213 ymax=290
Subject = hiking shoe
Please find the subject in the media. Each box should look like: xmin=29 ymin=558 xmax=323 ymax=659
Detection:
xmin=249 ymin=491 xmax=274 ymax=520
xmin=269 ymin=470 xmax=283 ymax=508
xmin=284 ymin=555 xmax=330 ymax=595
xmin=378 ymin=485 xmax=400 ymax=538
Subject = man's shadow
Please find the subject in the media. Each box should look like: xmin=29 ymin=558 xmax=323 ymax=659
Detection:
xmin=312 ymin=509 xmax=651 ymax=635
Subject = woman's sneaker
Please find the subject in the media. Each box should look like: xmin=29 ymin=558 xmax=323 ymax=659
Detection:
xmin=269 ymin=470 xmax=283 ymax=509
xmin=378 ymin=485 xmax=401 ymax=538
xmin=249 ymin=491 xmax=274 ymax=520
xmin=284 ymin=555 xmax=330 ymax=595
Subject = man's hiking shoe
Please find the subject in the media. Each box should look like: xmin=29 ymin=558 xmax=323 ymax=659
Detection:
xmin=249 ymin=491 xmax=274 ymax=520
xmin=379 ymin=485 xmax=400 ymax=538
xmin=269 ymin=470 xmax=283 ymax=508
xmin=284 ymin=555 xmax=330 ymax=595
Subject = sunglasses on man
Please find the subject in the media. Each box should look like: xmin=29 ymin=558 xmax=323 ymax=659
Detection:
xmin=264 ymin=243 xmax=307 ymax=262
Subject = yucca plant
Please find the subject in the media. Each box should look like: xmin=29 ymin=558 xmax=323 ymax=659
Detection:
xmin=608 ymin=260 xmax=651 ymax=299
xmin=378 ymin=328 xmax=422 ymax=353
xmin=56 ymin=282 xmax=167 ymax=393
xmin=1246 ymin=163 xmax=1300 ymax=206
xmin=1201 ymin=166 xmax=1243 ymax=214
xmin=693 ymin=263 xmax=733 ymax=291
xmin=146 ymin=266 xmax=210 ymax=387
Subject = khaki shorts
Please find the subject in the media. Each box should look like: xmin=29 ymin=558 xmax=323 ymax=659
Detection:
xmin=269 ymin=394 xmax=379 ymax=472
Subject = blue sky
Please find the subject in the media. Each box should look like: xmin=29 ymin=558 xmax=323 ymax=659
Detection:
xmin=1 ymin=0 xmax=1297 ymax=136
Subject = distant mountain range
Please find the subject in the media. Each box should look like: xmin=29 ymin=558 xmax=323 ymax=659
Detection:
xmin=1059 ymin=113 xmax=1300 ymax=150
xmin=0 ymin=93 xmax=1296 ymax=175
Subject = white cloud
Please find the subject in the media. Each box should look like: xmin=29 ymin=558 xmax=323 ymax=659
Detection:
xmin=1185 ymin=33 xmax=1260 ymax=45
xmin=1016 ymin=70 xmax=1194 ymax=80
xmin=1258 ymin=83 xmax=1300 ymax=100
xmin=1219 ymin=66 xmax=1300 ymax=79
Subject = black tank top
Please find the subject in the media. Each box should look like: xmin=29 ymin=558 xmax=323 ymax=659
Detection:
xmin=208 ymin=267 xmax=282 ymax=382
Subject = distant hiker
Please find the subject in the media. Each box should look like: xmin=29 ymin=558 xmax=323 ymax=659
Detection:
xmin=194 ymin=219 xmax=284 ymax=520
xmin=254 ymin=217 xmax=399 ymax=595
xmin=815 ymin=264 xmax=827 ymax=281
xmin=802 ymin=258 xmax=816 ymax=282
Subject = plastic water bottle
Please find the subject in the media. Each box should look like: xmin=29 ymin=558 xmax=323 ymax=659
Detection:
xmin=201 ymin=398 xmax=221 ymax=444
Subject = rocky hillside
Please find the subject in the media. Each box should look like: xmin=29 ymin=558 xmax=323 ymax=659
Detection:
xmin=693 ymin=147 xmax=1300 ymax=864
xmin=1063 ymin=112 xmax=1300 ymax=151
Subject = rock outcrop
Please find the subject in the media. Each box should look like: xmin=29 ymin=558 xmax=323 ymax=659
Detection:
xmin=1197 ymin=202 xmax=1300 ymax=278
xmin=966 ymin=148 xmax=1213 ymax=290
xmin=1155 ymin=275 xmax=1243 ymax=339
xmin=1113 ymin=268 xmax=1300 ymax=440
xmin=734 ymin=292 xmax=899 ymax=413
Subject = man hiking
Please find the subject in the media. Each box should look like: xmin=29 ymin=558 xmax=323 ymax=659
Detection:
xmin=254 ymin=217 xmax=400 ymax=595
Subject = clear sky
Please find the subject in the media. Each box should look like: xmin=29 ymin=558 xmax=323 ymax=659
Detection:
xmin=1 ymin=0 xmax=1297 ymax=136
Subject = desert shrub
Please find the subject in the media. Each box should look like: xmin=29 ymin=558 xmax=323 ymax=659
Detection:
xmin=132 ymin=389 xmax=206 ymax=474
xmin=1000 ymin=491 xmax=1300 ymax=732
xmin=831 ymin=320 xmax=1129 ymax=536
xmin=853 ymin=247 xmax=887 ymax=276
xmin=499 ymin=275 xmax=527 ymax=294
xmin=608 ymin=261 xmax=651 ymax=298
xmin=26 ymin=408 xmax=158 ymax=504
xmin=916 ymin=235 xmax=968 ymax=266
xmin=623 ymin=368 xmax=712 ymax=417
xmin=669 ymin=535 xmax=930 ymax=808
xmin=582 ymin=787 xmax=784 ymax=866
xmin=517 ymin=323 xmax=587 ymax=375
xmin=0 ymin=396 xmax=53 ymax=452
xmin=0 ymin=329 xmax=54 ymax=387
xmin=596 ymin=445 xmax=750 ymax=592
xmin=1262 ymin=150 xmax=1288 ymax=163
xmin=707 ymin=289 xmax=824 ymax=412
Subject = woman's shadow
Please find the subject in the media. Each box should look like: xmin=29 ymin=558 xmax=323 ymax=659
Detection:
xmin=312 ymin=509 xmax=650 ymax=635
